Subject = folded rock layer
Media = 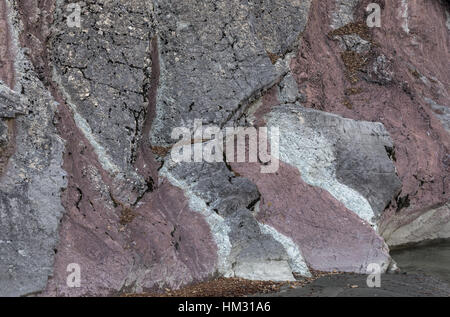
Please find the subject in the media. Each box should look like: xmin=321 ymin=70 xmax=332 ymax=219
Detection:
xmin=0 ymin=0 xmax=448 ymax=296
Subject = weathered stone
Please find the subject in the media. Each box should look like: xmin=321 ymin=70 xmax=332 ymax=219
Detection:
xmin=278 ymin=73 xmax=303 ymax=104
xmin=51 ymin=0 xmax=153 ymax=205
xmin=338 ymin=34 xmax=371 ymax=54
xmin=0 ymin=82 xmax=26 ymax=118
xmin=331 ymin=0 xmax=360 ymax=29
xmin=1 ymin=0 xmax=449 ymax=297
xmin=160 ymin=157 xmax=307 ymax=280
xmin=0 ymin=0 xmax=15 ymax=88
xmin=266 ymin=104 xmax=401 ymax=224
xmin=0 ymin=0 xmax=66 ymax=296
xmin=44 ymin=178 xmax=218 ymax=296
xmin=291 ymin=0 xmax=450 ymax=238
xmin=383 ymin=202 xmax=450 ymax=248
xmin=364 ymin=54 xmax=394 ymax=85
xmin=225 ymin=208 xmax=295 ymax=281
xmin=248 ymin=0 xmax=312 ymax=56
xmin=425 ymin=97 xmax=450 ymax=132
xmin=150 ymin=0 xmax=280 ymax=148
xmin=231 ymin=159 xmax=392 ymax=273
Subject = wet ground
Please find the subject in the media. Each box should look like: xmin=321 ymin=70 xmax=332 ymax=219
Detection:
xmin=128 ymin=242 xmax=450 ymax=297
xmin=268 ymin=241 xmax=450 ymax=297
xmin=263 ymin=272 xmax=450 ymax=297
xmin=391 ymin=240 xmax=450 ymax=285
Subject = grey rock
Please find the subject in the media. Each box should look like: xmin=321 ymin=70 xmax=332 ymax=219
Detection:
xmin=50 ymin=0 xmax=153 ymax=204
xmin=335 ymin=134 xmax=402 ymax=217
xmin=446 ymin=9 xmax=450 ymax=31
xmin=0 ymin=21 xmax=67 ymax=296
xmin=331 ymin=0 xmax=360 ymax=29
xmin=150 ymin=0 xmax=281 ymax=148
xmin=278 ymin=73 xmax=303 ymax=104
xmin=162 ymin=157 xmax=295 ymax=280
xmin=248 ymin=0 xmax=312 ymax=56
xmin=384 ymin=202 xmax=450 ymax=248
xmin=364 ymin=55 xmax=394 ymax=85
xmin=0 ymin=82 xmax=27 ymax=118
xmin=338 ymin=34 xmax=371 ymax=54
xmin=424 ymin=97 xmax=450 ymax=132
xmin=6 ymin=0 xmax=441 ymax=296
xmin=166 ymin=160 xmax=259 ymax=217
xmin=266 ymin=104 xmax=401 ymax=223
xmin=226 ymin=208 xmax=294 ymax=281
xmin=0 ymin=120 xmax=8 ymax=148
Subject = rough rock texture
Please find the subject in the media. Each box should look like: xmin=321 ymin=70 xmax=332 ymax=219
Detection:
xmin=0 ymin=83 xmax=26 ymax=117
xmin=266 ymin=104 xmax=401 ymax=223
xmin=151 ymin=0 xmax=276 ymax=148
xmin=160 ymin=158 xmax=307 ymax=281
xmin=287 ymin=0 xmax=449 ymax=248
xmin=425 ymin=97 xmax=450 ymax=132
xmin=50 ymin=0 xmax=152 ymax=204
xmin=231 ymin=159 xmax=391 ymax=273
xmin=384 ymin=202 xmax=450 ymax=249
xmin=0 ymin=0 xmax=67 ymax=296
xmin=0 ymin=0 xmax=449 ymax=296
xmin=0 ymin=0 xmax=14 ymax=88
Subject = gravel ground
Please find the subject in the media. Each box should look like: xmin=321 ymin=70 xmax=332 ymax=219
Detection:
xmin=391 ymin=241 xmax=450 ymax=285
xmin=123 ymin=270 xmax=340 ymax=297
xmin=124 ymin=243 xmax=450 ymax=298
xmin=260 ymin=273 xmax=450 ymax=297
xmin=123 ymin=277 xmax=313 ymax=297
xmin=124 ymin=271 xmax=450 ymax=297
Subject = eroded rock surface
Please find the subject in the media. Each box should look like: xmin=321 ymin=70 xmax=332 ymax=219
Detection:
xmin=288 ymin=0 xmax=449 ymax=247
xmin=0 ymin=0 xmax=66 ymax=296
xmin=266 ymin=104 xmax=401 ymax=223
xmin=384 ymin=203 xmax=450 ymax=249
xmin=151 ymin=0 xmax=279 ymax=148
xmin=0 ymin=0 xmax=449 ymax=296
xmin=161 ymin=158 xmax=307 ymax=281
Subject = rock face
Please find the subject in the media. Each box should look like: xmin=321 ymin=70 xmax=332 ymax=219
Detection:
xmin=266 ymin=104 xmax=401 ymax=223
xmin=0 ymin=0 xmax=448 ymax=296
xmin=287 ymin=0 xmax=449 ymax=247
xmin=383 ymin=203 xmax=450 ymax=249
xmin=0 ymin=1 xmax=67 ymax=296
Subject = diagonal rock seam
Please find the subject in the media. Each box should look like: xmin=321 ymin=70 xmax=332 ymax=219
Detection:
xmin=1 ymin=0 xmax=449 ymax=296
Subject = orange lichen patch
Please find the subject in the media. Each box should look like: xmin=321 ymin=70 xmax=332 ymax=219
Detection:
xmin=342 ymin=97 xmax=353 ymax=109
xmin=151 ymin=145 xmax=170 ymax=157
xmin=266 ymin=51 xmax=280 ymax=64
xmin=120 ymin=207 xmax=136 ymax=225
xmin=328 ymin=21 xmax=371 ymax=41
xmin=345 ymin=87 xmax=364 ymax=96
xmin=341 ymin=50 xmax=368 ymax=83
